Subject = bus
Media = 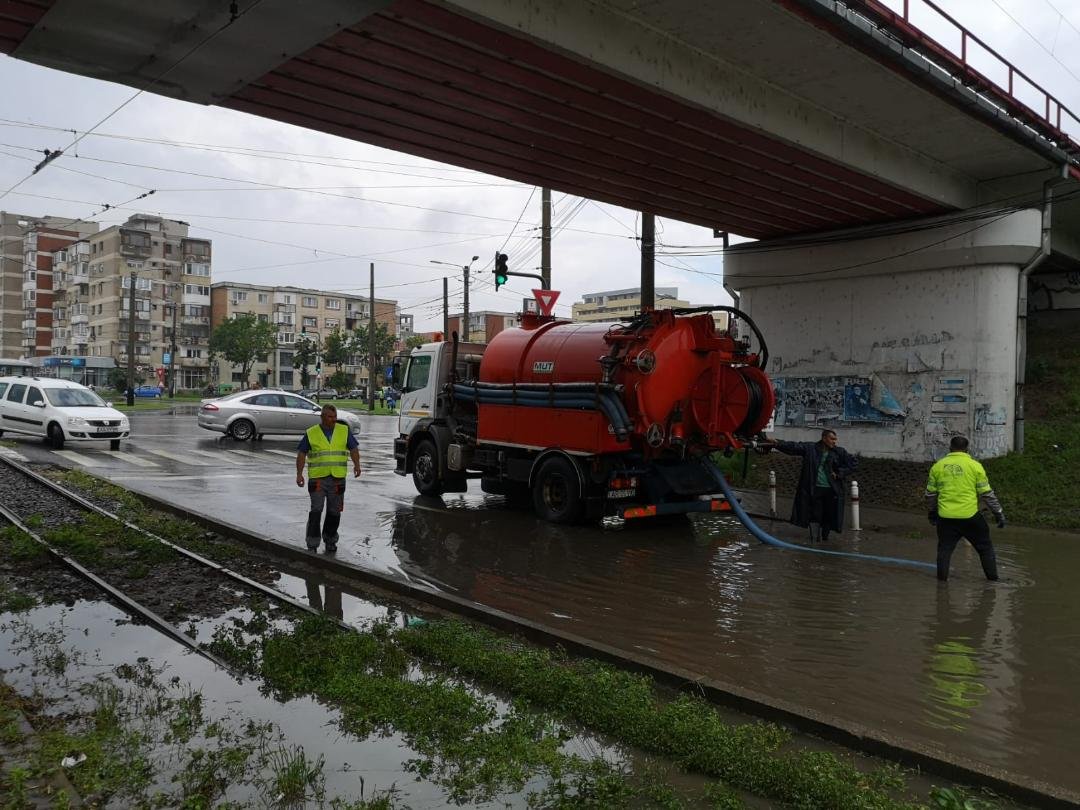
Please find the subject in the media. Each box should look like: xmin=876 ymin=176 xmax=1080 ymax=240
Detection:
xmin=0 ymin=358 xmax=34 ymax=377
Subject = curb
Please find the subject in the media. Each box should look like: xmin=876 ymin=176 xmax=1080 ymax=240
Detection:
xmin=130 ymin=487 xmax=1078 ymax=809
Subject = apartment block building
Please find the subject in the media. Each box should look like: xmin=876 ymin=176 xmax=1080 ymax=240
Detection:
xmin=210 ymin=282 xmax=398 ymax=390
xmin=0 ymin=212 xmax=96 ymax=359
xmin=76 ymin=215 xmax=213 ymax=389
xmin=571 ymin=286 xmax=689 ymax=322
xmin=447 ymin=310 xmax=519 ymax=344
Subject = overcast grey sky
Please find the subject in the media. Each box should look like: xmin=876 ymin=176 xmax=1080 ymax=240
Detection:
xmin=0 ymin=0 xmax=1076 ymax=331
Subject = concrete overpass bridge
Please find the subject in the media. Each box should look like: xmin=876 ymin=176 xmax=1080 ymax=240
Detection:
xmin=2 ymin=0 xmax=1079 ymax=458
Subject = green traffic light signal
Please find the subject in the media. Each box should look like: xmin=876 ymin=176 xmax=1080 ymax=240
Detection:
xmin=493 ymin=252 xmax=508 ymax=291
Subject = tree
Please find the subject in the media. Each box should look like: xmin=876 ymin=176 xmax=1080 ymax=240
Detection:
xmin=208 ymin=314 xmax=278 ymax=389
xmin=292 ymin=333 xmax=321 ymax=389
xmin=404 ymin=334 xmax=427 ymax=351
xmin=352 ymin=322 xmax=397 ymax=388
xmin=322 ymin=326 xmax=352 ymax=374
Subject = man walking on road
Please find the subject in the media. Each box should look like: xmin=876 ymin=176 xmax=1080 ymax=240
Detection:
xmin=763 ymin=429 xmax=858 ymax=543
xmin=926 ymin=435 xmax=1005 ymax=582
xmin=295 ymin=404 xmax=361 ymax=552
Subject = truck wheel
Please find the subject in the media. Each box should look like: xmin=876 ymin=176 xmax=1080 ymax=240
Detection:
xmin=412 ymin=438 xmax=444 ymax=496
xmin=532 ymin=456 xmax=584 ymax=524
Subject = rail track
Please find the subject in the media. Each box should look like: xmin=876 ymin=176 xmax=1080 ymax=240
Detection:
xmin=0 ymin=454 xmax=353 ymax=672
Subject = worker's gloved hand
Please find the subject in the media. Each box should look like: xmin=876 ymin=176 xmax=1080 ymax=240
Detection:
xmin=927 ymin=510 xmax=938 ymax=526
xmin=995 ymin=513 xmax=1007 ymax=529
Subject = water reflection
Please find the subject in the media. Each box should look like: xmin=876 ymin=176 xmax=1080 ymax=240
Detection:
xmin=305 ymin=575 xmax=344 ymax=620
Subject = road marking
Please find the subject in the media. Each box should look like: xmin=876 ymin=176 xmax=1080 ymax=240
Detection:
xmin=140 ymin=448 xmax=214 ymax=466
xmin=53 ymin=450 xmax=105 ymax=467
xmin=102 ymin=472 xmax=287 ymax=482
xmin=262 ymin=449 xmax=297 ymax=458
xmin=112 ymin=452 xmax=160 ymax=468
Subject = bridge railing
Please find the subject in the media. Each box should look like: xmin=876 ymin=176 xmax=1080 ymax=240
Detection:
xmin=857 ymin=0 xmax=1080 ymax=160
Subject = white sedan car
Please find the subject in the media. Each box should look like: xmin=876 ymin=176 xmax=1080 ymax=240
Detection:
xmin=0 ymin=376 xmax=129 ymax=450
xmin=198 ymin=389 xmax=362 ymax=441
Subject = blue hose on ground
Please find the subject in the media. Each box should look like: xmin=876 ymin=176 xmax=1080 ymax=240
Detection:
xmin=708 ymin=464 xmax=936 ymax=573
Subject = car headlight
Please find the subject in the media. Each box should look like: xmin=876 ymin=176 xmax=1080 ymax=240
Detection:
xmin=120 ymin=418 xmax=130 ymax=428
xmin=67 ymin=416 xmax=89 ymax=426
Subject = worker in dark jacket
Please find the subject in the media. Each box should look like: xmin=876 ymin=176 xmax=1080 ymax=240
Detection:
xmin=763 ymin=429 xmax=858 ymax=543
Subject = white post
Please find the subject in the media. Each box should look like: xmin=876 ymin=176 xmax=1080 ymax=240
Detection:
xmin=850 ymin=479 xmax=861 ymax=532
xmin=768 ymin=469 xmax=777 ymax=517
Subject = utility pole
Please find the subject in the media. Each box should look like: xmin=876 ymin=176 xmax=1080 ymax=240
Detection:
xmin=541 ymin=187 xmax=551 ymax=290
xmin=126 ymin=270 xmax=136 ymax=405
xmin=442 ymin=277 xmax=449 ymax=339
xmin=368 ymin=262 xmax=376 ymax=413
xmin=640 ymin=212 xmax=655 ymax=311
xmin=462 ymin=263 xmax=470 ymax=343
xmin=168 ymin=283 xmax=179 ymax=398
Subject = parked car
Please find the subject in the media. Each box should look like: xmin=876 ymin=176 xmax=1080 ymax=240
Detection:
xmin=297 ymin=389 xmax=318 ymax=398
xmin=346 ymin=388 xmax=366 ymax=399
xmin=197 ymin=388 xmax=361 ymax=441
xmin=133 ymin=384 xmax=163 ymax=398
xmin=316 ymin=388 xmax=339 ymax=399
xmin=0 ymin=376 xmax=129 ymax=450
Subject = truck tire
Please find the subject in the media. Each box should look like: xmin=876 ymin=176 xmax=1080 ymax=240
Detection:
xmin=532 ymin=456 xmax=584 ymax=524
xmin=412 ymin=438 xmax=444 ymax=496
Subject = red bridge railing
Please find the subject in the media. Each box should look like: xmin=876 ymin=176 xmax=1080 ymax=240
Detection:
xmin=853 ymin=0 xmax=1080 ymax=162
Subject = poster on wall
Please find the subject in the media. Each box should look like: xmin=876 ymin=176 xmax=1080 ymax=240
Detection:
xmin=773 ymin=375 xmax=905 ymax=427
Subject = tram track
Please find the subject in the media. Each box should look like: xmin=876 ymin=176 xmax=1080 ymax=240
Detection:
xmin=0 ymin=454 xmax=355 ymax=671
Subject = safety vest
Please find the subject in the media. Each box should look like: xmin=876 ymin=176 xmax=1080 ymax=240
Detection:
xmin=306 ymin=423 xmax=349 ymax=479
xmin=926 ymin=452 xmax=992 ymax=519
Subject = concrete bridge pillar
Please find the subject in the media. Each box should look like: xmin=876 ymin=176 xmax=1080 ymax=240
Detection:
xmin=725 ymin=208 xmax=1079 ymax=461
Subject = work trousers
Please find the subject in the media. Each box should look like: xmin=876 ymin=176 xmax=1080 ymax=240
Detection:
xmin=809 ymin=486 xmax=838 ymax=542
xmin=936 ymin=514 xmax=998 ymax=581
xmin=306 ymin=476 xmax=345 ymax=548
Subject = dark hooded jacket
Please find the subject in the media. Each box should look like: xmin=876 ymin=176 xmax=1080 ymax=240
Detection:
xmin=775 ymin=440 xmax=858 ymax=531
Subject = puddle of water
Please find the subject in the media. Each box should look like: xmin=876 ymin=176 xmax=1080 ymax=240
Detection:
xmin=380 ymin=495 xmax=1080 ymax=795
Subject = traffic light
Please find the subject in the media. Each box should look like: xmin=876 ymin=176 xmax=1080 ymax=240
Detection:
xmin=493 ymin=252 xmax=508 ymax=291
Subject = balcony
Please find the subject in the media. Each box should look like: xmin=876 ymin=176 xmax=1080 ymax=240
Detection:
xmin=22 ymin=279 xmax=37 ymax=293
xmin=71 ymin=313 xmax=88 ymax=325
xmin=272 ymin=313 xmax=294 ymax=326
xmin=181 ymin=315 xmax=210 ymax=326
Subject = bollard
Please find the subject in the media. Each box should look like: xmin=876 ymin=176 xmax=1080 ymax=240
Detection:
xmin=768 ymin=470 xmax=777 ymax=517
xmin=850 ymin=479 xmax=861 ymax=532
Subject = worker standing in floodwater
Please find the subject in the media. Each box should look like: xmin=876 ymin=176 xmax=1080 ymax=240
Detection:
xmin=761 ymin=429 xmax=858 ymax=543
xmin=925 ymin=435 xmax=1005 ymax=582
xmin=295 ymin=404 xmax=361 ymax=553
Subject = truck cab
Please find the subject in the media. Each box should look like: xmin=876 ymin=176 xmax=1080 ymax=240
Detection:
xmin=394 ymin=340 xmax=486 ymax=495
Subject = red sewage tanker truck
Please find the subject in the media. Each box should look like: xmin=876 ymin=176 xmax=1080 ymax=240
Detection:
xmin=393 ymin=306 xmax=776 ymax=523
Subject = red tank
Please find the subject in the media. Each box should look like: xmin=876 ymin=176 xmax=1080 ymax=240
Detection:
xmin=475 ymin=309 xmax=774 ymax=456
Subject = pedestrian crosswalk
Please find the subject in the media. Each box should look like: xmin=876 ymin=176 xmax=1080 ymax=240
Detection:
xmin=4 ymin=443 xmax=300 ymax=471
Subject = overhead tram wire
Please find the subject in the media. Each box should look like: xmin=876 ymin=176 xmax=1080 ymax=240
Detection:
xmin=0 ymin=0 xmax=268 ymax=204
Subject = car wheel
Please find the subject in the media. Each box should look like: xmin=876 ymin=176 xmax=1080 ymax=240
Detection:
xmin=110 ymin=439 xmax=121 ymax=451
xmin=47 ymin=422 xmax=65 ymax=450
xmin=229 ymin=418 xmax=256 ymax=441
xmin=532 ymin=456 xmax=584 ymax=524
xmin=411 ymin=438 xmax=443 ymax=496
xmin=257 ymin=434 xmax=264 ymax=441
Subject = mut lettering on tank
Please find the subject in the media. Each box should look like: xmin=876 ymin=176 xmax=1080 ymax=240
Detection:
xmin=532 ymin=361 xmax=555 ymax=373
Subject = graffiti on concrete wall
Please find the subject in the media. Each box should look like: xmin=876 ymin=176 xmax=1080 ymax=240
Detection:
xmin=973 ymin=403 xmax=1008 ymax=456
xmin=773 ymin=374 xmax=905 ymax=427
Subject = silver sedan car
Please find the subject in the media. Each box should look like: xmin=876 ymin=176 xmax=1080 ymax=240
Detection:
xmin=197 ymin=389 xmax=361 ymax=441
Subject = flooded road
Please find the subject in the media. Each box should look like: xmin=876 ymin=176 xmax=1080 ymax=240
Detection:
xmin=7 ymin=409 xmax=1078 ymax=796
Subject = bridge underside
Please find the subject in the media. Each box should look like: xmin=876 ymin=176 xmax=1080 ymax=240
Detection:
xmin=2 ymin=0 xmax=1074 ymax=240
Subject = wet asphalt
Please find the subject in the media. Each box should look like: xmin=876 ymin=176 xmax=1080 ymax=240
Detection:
xmin=2 ymin=408 xmax=1078 ymax=796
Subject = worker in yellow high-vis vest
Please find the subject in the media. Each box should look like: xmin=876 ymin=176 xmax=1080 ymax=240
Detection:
xmin=925 ymin=435 xmax=1005 ymax=582
xmin=295 ymin=404 xmax=361 ymax=552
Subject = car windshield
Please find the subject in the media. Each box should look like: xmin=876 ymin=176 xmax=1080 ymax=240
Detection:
xmin=44 ymin=388 xmax=107 ymax=407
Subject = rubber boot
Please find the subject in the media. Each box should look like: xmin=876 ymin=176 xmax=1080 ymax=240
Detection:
xmin=808 ymin=523 xmax=821 ymax=544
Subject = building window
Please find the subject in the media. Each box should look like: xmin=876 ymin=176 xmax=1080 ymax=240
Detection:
xmin=279 ymin=332 xmax=295 ymax=344
xmin=121 ymin=276 xmax=152 ymax=290
xmin=185 ymin=262 xmax=211 ymax=277
xmin=164 ymin=243 xmax=174 ymax=255
xmin=302 ymin=316 xmax=317 ymax=328
xmin=325 ymin=318 xmax=339 ymax=328
xmin=302 ymin=296 xmax=317 ymax=308
xmin=230 ymin=290 xmax=248 ymax=304
xmin=182 ymin=239 xmax=211 ymax=258
xmin=257 ymin=314 xmax=268 ymax=323
xmin=185 ymin=348 xmax=204 ymax=359
xmin=257 ymin=293 xmax=269 ymax=303
xmin=184 ymin=284 xmax=210 ymax=296
xmin=325 ymin=298 xmax=341 ymax=310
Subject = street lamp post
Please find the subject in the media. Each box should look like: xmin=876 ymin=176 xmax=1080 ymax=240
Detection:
xmin=430 ymin=255 xmax=479 ymax=342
